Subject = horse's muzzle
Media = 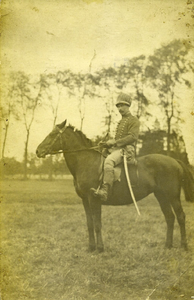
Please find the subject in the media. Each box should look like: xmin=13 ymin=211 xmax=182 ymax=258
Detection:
xmin=36 ymin=149 xmax=46 ymax=158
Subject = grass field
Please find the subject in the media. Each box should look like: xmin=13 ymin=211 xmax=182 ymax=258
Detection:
xmin=1 ymin=179 xmax=194 ymax=300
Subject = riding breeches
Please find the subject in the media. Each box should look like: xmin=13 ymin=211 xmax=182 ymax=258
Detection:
xmin=104 ymin=145 xmax=135 ymax=171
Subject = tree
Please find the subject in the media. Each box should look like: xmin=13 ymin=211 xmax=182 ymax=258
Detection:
xmin=69 ymin=72 xmax=87 ymax=131
xmin=146 ymin=39 xmax=193 ymax=155
xmin=40 ymin=71 xmax=71 ymax=128
xmin=0 ymin=73 xmax=20 ymax=159
xmin=39 ymin=70 xmax=73 ymax=179
xmin=0 ymin=157 xmax=23 ymax=177
xmin=117 ymin=55 xmax=150 ymax=120
xmin=97 ymin=67 xmax=117 ymax=136
xmin=69 ymin=51 xmax=99 ymax=131
xmin=14 ymin=72 xmax=42 ymax=179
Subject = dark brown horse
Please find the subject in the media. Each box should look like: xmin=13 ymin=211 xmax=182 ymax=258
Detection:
xmin=36 ymin=120 xmax=194 ymax=252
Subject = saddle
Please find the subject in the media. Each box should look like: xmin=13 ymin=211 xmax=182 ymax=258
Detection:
xmin=114 ymin=160 xmax=139 ymax=187
xmin=99 ymin=158 xmax=139 ymax=187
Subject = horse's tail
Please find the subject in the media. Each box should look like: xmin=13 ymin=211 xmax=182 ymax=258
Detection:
xmin=177 ymin=160 xmax=194 ymax=202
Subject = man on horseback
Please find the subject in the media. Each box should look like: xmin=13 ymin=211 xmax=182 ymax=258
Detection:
xmin=91 ymin=92 xmax=140 ymax=202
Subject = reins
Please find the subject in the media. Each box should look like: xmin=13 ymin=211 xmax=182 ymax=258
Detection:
xmin=64 ymin=145 xmax=102 ymax=153
xmin=51 ymin=145 xmax=103 ymax=155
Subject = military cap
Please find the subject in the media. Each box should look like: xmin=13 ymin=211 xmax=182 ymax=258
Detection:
xmin=116 ymin=93 xmax=132 ymax=107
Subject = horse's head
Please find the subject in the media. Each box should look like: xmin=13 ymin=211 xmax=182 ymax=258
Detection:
xmin=36 ymin=120 xmax=67 ymax=158
xmin=36 ymin=120 xmax=93 ymax=158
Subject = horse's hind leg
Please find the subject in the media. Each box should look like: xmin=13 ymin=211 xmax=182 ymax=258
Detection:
xmin=170 ymin=198 xmax=187 ymax=250
xmin=82 ymin=198 xmax=96 ymax=252
xmin=154 ymin=191 xmax=175 ymax=249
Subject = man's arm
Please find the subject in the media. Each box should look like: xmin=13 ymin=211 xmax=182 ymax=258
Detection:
xmin=115 ymin=119 xmax=140 ymax=147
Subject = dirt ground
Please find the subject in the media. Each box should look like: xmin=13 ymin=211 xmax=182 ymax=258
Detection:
xmin=1 ymin=179 xmax=194 ymax=300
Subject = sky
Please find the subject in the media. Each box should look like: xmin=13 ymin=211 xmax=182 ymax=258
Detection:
xmin=2 ymin=0 xmax=194 ymax=74
xmin=1 ymin=0 xmax=194 ymax=162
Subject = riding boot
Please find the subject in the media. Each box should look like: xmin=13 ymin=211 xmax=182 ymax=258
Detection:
xmin=91 ymin=169 xmax=114 ymax=202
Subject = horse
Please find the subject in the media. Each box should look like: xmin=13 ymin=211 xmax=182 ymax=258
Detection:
xmin=36 ymin=120 xmax=194 ymax=252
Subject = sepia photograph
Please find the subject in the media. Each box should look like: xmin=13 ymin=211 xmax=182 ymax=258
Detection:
xmin=1 ymin=0 xmax=194 ymax=299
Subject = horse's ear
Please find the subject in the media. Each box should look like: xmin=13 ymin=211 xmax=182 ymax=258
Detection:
xmin=58 ymin=120 xmax=67 ymax=129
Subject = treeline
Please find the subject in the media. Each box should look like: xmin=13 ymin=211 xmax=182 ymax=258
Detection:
xmin=1 ymin=39 xmax=193 ymax=179
xmin=1 ymin=155 xmax=70 ymax=179
xmin=0 ymin=128 xmax=189 ymax=180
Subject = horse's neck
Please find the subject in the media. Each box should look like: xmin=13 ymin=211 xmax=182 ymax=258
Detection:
xmin=67 ymin=128 xmax=93 ymax=150
xmin=63 ymin=128 xmax=101 ymax=180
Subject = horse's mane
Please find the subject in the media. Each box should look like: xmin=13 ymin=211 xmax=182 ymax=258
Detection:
xmin=67 ymin=125 xmax=93 ymax=148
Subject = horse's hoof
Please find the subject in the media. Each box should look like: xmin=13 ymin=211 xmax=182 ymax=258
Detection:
xmin=181 ymin=243 xmax=188 ymax=251
xmin=165 ymin=243 xmax=173 ymax=249
xmin=88 ymin=245 xmax=96 ymax=252
xmin=97 ymin=246 xmax=104 ymax=253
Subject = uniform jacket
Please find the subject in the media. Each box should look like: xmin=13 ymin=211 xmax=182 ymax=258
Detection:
xmin=115 ymin=112 xmax=140 ymax=148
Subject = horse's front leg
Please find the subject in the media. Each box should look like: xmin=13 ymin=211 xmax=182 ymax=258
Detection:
xmin=82 ymin=198 xmax=96 ymax=252
xmin=89 ymin=195 xmax=104 ymax=252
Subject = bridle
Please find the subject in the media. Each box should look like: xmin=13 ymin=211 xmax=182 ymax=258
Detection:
xmin=47 ymin=125 xmax=104 ymax=156
xmin=46 ymin=125 xmax=66 ymax=155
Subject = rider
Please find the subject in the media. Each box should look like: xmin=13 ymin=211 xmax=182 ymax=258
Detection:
xmin=91 ymin=92 xmax=140 ymax=202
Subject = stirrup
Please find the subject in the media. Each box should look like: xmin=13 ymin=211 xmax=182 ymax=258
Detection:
xmin=90 ymin=186 xmax=108 ymax=201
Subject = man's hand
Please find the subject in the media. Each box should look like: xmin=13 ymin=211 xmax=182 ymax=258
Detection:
xmin=105 ymin=139 xmax=116 ymax=148
xmin=98 ymin=139 xmax=116 ymax=148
